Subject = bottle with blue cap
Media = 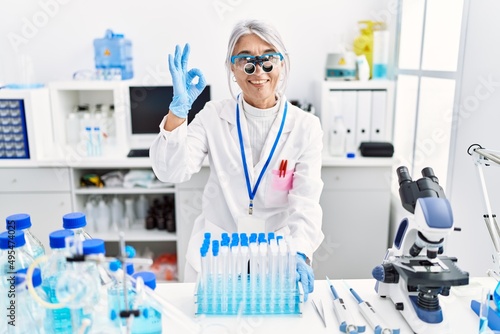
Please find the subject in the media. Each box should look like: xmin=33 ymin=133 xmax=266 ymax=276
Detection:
xmin=41 ymin=229 xmax=84 ymax=334
xmin=16 ymin=267 xmax=48 ymax=331
xmin=80 ymin=238 xmax=118 ymax=333
xmin=6 ymin=213 xmax=45 ymax=259
xmin=130 ymin=271 xmax=162 ymax=334
xmin=107 ymin=260 xmax=135 ymax=328
xmin=12 ymin=268 xmax=47 ymax=334
xmin=62 ymin=212 xmax=92 ymax=241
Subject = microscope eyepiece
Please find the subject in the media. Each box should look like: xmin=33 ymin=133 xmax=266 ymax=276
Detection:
xmin=421 ymin=167 xmax=439 ymax=184
xmin=397 ymin=166 xmax=412 ymax=185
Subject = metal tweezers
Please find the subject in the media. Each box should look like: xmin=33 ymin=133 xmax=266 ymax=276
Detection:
xmin=312 ymin=298 xmax=327 ymax=327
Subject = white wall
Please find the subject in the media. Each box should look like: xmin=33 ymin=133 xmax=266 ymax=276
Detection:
xmin=447 ymin=0 xmax=500 ymax=276
xmin=0 ymin=0 xmax=395 ymax=109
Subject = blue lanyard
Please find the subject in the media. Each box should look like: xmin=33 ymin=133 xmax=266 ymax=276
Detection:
xmin=236 ymin=100 xmax=288 ymax=215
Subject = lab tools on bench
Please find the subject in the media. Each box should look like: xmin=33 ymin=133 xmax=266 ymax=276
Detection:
xmin=326 ymin=277 xmax=365 ymax=334
xmin=345 ymin=282 xmax=400 ymax=334
xmin=372 ymin=166 xmax=469 ymax=334
xmin=195 ymin=232 xmax=303 ymax=316
xmin=311 ymin=298 xmax=326 ymax=327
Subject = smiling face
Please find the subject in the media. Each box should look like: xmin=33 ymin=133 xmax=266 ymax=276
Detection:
xmin=231 ymin=34 xmax=282 ymax=109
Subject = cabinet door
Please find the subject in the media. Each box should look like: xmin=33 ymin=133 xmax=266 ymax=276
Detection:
xmin=0 ymin=193 xmax=72 ymax=251
xmin=175 ymin=167 xmax=209 ymax=282
xmin=314 ymin=166 xmax=391 ymax=279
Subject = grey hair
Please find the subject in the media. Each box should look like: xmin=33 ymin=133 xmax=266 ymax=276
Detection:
xmin=225 ymin=19 xmax=290 ymax=100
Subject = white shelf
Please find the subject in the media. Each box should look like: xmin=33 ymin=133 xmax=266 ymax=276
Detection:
xmin=93 ymin=229 xmax=177 ymax=242
xmin=75 ymin=186 xmax=175 ymax=195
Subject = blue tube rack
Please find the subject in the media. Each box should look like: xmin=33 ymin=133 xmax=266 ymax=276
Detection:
xmin=194 ymin=274 xmax=303 ymax=316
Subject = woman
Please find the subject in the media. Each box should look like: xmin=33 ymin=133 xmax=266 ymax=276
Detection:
xmin=150 ymin=19 xmax=323 ymax=300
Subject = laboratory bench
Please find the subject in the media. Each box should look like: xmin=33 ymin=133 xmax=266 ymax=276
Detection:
xmin=154 ymin=277 xmax=494 ymax=334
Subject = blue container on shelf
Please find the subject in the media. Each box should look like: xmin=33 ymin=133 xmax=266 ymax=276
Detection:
xmin=93 ymin=29 xmax=133 ymax=80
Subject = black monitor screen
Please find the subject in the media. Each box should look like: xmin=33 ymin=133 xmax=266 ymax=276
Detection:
xmin=129 ymin=85 xmax=211 ymax=134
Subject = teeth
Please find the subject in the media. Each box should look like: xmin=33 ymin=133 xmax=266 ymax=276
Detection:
xmin=250 ymin=80 xmax=267 ymax=84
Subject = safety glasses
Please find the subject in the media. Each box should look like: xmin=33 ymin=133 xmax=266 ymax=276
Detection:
xmin=230 ymin=53 xmax=283 ymax=75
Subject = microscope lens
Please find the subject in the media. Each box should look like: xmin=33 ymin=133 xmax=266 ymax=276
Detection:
xmin=421 ymin=167 xmax=439 ymax=183
xmin=397 ymin=166 xmax=412 ymax=185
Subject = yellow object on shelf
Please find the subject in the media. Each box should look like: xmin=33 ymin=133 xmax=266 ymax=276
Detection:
xmin=353 ymin=21 xmax=386 ymax=78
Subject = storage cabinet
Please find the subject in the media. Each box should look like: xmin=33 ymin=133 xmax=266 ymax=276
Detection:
xmin=313 ymin=162 xmax=392 ymax=279
xmin=0 ymin=167 xmax=72 ymax=249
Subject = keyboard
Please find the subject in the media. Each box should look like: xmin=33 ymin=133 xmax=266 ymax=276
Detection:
xmin=127 ymin=149 xmax=150 ymax=158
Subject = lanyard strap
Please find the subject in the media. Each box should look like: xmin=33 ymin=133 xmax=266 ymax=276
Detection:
xmin=236 ymin=100 xmax=288 ymax=214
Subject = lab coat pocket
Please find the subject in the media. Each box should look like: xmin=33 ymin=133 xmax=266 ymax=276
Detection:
xmin=265 ymin=169 xmax=293 ymax=207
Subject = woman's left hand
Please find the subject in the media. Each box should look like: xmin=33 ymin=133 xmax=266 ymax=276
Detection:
xmin=296 ymin=253 xmax=314 ymax=301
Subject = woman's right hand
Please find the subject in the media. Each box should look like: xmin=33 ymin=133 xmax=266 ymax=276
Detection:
xmin=168 ymin=43 xmax=207 ymax=119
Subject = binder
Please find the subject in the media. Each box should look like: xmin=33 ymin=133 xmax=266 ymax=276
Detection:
xmin=356 ymin=90 xmax=372 ymax=148
xmin=340 ymin=90 xmax=358 ymax=154
xmin=370 ymin=90 xmax=387 ymax=141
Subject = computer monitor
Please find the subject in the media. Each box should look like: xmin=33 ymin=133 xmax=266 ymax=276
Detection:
xmin=127 ymin=85 xmax=211 ymax=150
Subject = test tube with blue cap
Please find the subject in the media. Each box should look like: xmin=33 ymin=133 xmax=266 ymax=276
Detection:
xmin=211 ymin=240 xmax=219 ymax=312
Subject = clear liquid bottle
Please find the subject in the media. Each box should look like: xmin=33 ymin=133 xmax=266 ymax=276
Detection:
xmin=1 ymin=230 xmax=36 ymax=333
xmin=6 ymin=213 xmax=46 ymax=259
xmin=131 ymin=271 xmax=162 ymax=334
xmin=9 ymin=268 xmax=46 ymax=334
xmin=15 ymin=267 xmax=48 ymax=333
xmin=110 ymin=196 xmax=124 ymax=232
xmin=62 ymin=212 xmax=92 ymax=241
xmin=41 ymin=229 xmax=83 ymax=334
xmin=81 ymin=239 xmax=118 ymax=333
xmin=107 ymin=261 xmax=135 ymax=328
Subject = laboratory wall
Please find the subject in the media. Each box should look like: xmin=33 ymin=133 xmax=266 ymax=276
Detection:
xmin=447 ymin=0 xmax=500 ymax=277
xmin=0 ymin=0 xmax=396 ymax=109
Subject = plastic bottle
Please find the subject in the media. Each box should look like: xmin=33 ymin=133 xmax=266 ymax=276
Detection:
xmin=356 ymin=55 xmax=370 ymax=82
xmin=16 ymin=267 xmax=48 ymax=331
xmin=110 ymin=196 xmax=124 ymax=232
xmin=81 ymin=239 xmax=119 ymax=334
xmin=11 ymin=268 xmax=46 ymax=334
xmin=329 ymin=115 xmax=347 ymax=157
xmin=131 ymin=271 xmax=162 ymax=334
xmin=373 ymin=29 xmax=390 ymax=79
xmin=6 ymin=213 xmax=45 ymax=259
xmin=96 ymin=197 xmax=111 ymax=233
xmin=136 ymin=195 xmax=149 ymax=222
xmin=66 ymin=111 xmax=80 ymax=146
xmin=85 ymin=198 xmax=97 ymax=233
xmin=41 ymin=229 xmax=84 ymax=334
xmin=62 ymin=212 xmax=92 ymax=241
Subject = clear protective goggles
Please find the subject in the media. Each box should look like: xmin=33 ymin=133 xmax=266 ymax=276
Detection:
xmin=230 ymin=52 xmax=284 ymax=75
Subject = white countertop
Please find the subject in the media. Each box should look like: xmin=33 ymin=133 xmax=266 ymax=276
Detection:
xmin=153 ymin=277 xmax=495 ymax=334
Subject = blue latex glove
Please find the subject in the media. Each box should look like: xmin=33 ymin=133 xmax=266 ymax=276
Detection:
xmin=168 ymin=43 xmax=207 ymax=118
xmin=296 ymin=253 xmax=314 ymax=301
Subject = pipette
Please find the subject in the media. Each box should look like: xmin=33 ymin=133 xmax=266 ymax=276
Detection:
xmin=346 ymin=283 xmax=400 ymax=334
xmin=326 ymin=277 xmax=366 ymax=334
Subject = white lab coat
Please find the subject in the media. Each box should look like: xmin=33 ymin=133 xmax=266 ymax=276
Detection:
xmin=150 ymin=95 xmax=324 ymax=281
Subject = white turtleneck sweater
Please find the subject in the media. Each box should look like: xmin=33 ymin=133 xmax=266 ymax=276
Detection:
xmin=242 ymin=99 xmax=280 ymax=166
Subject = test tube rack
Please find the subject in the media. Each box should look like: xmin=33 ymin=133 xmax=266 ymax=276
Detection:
xmin=194 ymin=232 xmax=303 ymax=316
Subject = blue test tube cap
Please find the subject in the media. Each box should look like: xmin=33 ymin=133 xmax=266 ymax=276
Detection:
xmin=221 ymin=239 xmax=229 ymax=247
xmin=49 ymin=229 xmax=75 ymax=249
xmin=16 ymin=268 xmax=42 ymax=288
xmin=258 ymin=233 xmax=266 ymax=244
xmin=230 ymin=238 xmax=239 ymax=248
xmin=204 ymin=232 xmax=211 ymax=240
xmin=221 ymin=232 xmax=229 ymax=240
xmin=62 ymin=212 xmax=87 ymax=229
xmin=200 ymin=246 xmax=207 ymax=257
xmin=125 ymin=245 xmax=136 ymax=258
xmin=133 ymin=271 xmax=157 ymax=290
xmin=82 ymin=238 xmax=106 ymax=255
xmin=249 ymin=233 xmax=257 ymax=243
xmin=346 ymin=152 xmax=356 ymax=158
xmin=240 ymin=232 xmax=248 ymax=241
xmin=0 ymin=230 xmax=26 ymax=249
xmin=276 ymin=235 xmax=284 ymax=244
xmin=6 ymin=213 xmax=31 ymax=230
xmin=268 ymin=232 xmax=275 ymax=241
xmin=241 ymin=238 xmax=249 ymax=247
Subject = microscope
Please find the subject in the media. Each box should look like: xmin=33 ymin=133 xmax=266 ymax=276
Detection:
xmin=372 ymin=166 xmax=469 ymax=334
